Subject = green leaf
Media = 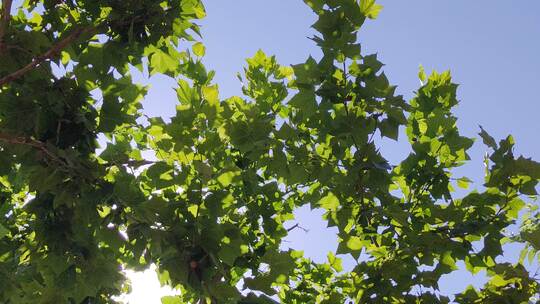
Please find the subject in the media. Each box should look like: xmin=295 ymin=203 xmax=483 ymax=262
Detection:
xmin=218 ymin=236 xmax=243 ymax=266
xmin=217 ymin=170 xmax=240 ymax=187
xmin=208 ymin=282 xmax=241 ymax=301
xmin=521 ymin=227 xmax=540 ymax=250
xmin=380 ymin=118 xmax=399 ymax=140
xmin=239 ymin=293 xmax=280 ymax=304
xmin=327 ymin=252 xmax=343 ymax=272
xmin=98 ymin=96 xmax=131 ymax=132
xmin=489 ymin=275 xmax=508 ymax=287
xmin=318 ymin=192 xmax=339 ymax=211
xmin=150 ymin=49 xmax=179 ymax=75
xmin=418 ymin=65 xmax=427 ymax=84
xmin=245 ymin=278 xmax=275 ymax=296
xmin=479 ymin=125 xmax=497 ymax=149
xmin=192 ymin=42 xmax=206 ymax=57
xmin=288 ymin=89 xmax=317 ymax=117
xmin=161 ymin=296 xmax=181 ymax=304
xmin=441 ymin=251 xmax=458 ymax=271
xmin=457 ymin=177 xmax=472 ymax=189
xmin=292 ymin=56 xmax=320 ymax=86
xmin=0 ymin=223 xmax=9 ymax=239
xmin=177 ymin=79 xmax=195 ymax=104
xmin=360 ymin=0 xmax=383 ymax=19
xmin=346 ymin=237 xmax=364 ymax=251
xmin=202 ymin=85 xmax=219 ymax=106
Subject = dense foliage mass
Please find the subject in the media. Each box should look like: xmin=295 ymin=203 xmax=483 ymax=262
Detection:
xmin=0 ymin=0 xmax=539 ymax=303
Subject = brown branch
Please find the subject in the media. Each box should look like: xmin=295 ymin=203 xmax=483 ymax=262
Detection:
xmin=0 ymin=132 xmax=65 ymax=165
xmin=0 ymin=26 xmax=95 ymax=86
xmin=286 ymin=223 xmax=309 ymax=233
xmin=0 ymin=0 xmax=13 ymax=51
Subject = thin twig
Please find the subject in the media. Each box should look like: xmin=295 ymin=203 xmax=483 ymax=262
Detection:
xmin=286 ymin=223 xmax=308 ymax=233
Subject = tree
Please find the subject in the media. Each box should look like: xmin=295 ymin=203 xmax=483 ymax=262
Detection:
xmin=0 ymin=0 xmax=539 ymax=303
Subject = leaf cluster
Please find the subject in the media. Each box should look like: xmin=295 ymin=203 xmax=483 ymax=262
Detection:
xmin=0 ymin=0 xmax=539 ymax=303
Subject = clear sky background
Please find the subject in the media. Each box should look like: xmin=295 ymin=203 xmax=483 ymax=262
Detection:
xmin=121 ymin=1 xmax=540 ymax=302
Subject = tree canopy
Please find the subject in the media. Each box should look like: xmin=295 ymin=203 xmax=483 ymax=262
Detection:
xmin=0 ymin=0 xmax=539 ymax=303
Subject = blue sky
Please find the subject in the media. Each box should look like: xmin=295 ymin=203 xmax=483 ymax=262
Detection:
xmin=128 ymin=1 xmax=540 ymax=302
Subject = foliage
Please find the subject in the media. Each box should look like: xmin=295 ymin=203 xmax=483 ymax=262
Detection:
xmin=0 ymin=0 xmax=539 ymax=303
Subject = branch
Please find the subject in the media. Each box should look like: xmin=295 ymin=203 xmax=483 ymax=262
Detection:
xmin=286 ymin=223 xmax=308 ymax=233
xmin=106 ymin=159 xmax=160 ymax=167
xmin=0 ymin=26 xmax=95 ymax=86
xmin=0 ymin=0 xmax=13 ymax=50
xmin=0 ymin=4 xmax=182 ymax=86
xmin=0 ymin=132 xmax=65 ymax=165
